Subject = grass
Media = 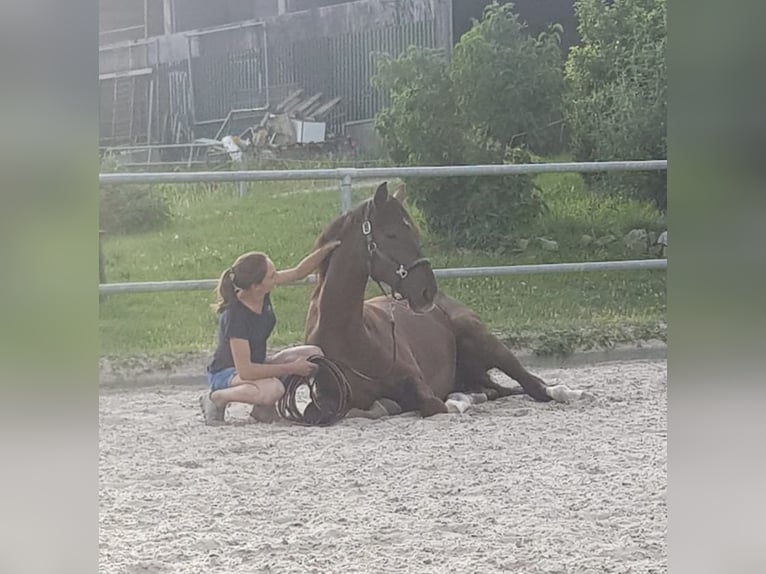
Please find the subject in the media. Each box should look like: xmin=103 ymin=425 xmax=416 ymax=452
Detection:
xmin=99 ymin=173 xmax=666 ymax=360
xmin=528 ymin=171 xmax=665 ymax=247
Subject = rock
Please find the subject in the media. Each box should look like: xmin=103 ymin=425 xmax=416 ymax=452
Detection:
xmin=537 ymin=237 xmax=559 ymax=251
xmin=656 ymin=230 xmax=667 ymax=257
xmin=595 ymin=234 xmax=617 ymax=247
xmin=580 ymin=234 xmax=594 ymax=246
xmin=623 ymin=228 xmax=649 ymax=253
xmin=515 ymin=238 xmax=529 ymax=251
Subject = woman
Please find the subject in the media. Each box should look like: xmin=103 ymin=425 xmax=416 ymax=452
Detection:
xmin=200 ymin=241 xmax=340 ymax=424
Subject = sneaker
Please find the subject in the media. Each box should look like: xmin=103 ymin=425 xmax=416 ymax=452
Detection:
xmin=199 ymin=393 xmax=225 ymax=425
xmin=249 ymin=404 xmax=281 ymax=423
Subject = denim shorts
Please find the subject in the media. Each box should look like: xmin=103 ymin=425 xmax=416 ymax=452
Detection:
xmin=208 ymin=366 xmax=236 ymax=391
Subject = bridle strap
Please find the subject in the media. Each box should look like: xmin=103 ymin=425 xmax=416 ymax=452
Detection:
xmin=341 ymin=200 xmax=430 ymax=383
xmin=360 ymin=200 xmax=431 ymax=295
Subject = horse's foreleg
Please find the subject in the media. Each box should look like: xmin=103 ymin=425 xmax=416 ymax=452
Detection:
xmin=464 ymin=338 xmax=596 ymax=404
xmin=487 ymin=349 xmax=595 ymax=403
xmin=457 ymin=330 xmax=551 ymax=402
xmin=401 ymin=377 xmax=449 ymax=417
xmin=487 ymin=347 xmax=550 ymax=401
xmin=458 ymin=365 xmax=527 ymax=400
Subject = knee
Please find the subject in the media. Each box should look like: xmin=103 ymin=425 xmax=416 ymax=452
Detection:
xmin=267 ymin=379 xmax=285 ymax=403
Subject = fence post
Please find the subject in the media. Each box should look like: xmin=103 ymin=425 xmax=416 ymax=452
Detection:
xmin=238 ymin=156 xmax=248 ymax=198
xmin=339 ymin=173 xmax=352 ymax=213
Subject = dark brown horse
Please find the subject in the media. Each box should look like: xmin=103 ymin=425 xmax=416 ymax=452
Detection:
xmin=303 ymin=182 xmax=587 ymax=419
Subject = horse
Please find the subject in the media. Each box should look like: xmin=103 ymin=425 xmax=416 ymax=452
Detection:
xmin=301 ymin=182 xmax=588 ymax=420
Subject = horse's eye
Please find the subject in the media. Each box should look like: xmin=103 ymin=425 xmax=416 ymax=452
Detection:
xmin=384 ymin=232 xmax=398 ymax=239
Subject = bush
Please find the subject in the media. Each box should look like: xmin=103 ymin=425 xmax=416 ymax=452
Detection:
xmin=404 ymin=147 xmax=545 ymax=250
xmin=451 ymin=3 xmax=566 ymax=155
xmin=372 ymin=3 xmax=561 ymax=248
xmin=373 ymin=47 xmax=466 ymax=166
xmin=565 ymin=0 xmax=667 ymax=209
xmin=99 ymin=184 xmax=171 ymax=234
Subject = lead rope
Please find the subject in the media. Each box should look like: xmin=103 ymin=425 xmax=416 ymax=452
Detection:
xmin=276 ymin=355 xmax=353 ymax=426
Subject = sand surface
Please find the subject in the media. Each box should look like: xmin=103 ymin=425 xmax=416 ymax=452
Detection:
xmin=99 ymin=359 xmax=666 ymax=573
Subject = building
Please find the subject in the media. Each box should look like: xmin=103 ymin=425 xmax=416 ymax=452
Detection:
xmin=98 ymin=0 xmax=575 ymax=156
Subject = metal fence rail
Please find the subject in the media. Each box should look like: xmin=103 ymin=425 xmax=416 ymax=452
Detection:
xmin=99 ymin=160 xmax=667 ymax=295
xmin=99 ymin=259 xmax=666 ymax=295
xmin=100 ymin=159 xmax=666 ymax=184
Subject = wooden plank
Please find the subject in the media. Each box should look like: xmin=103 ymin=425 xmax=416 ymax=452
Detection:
xmin=291 ymin=92 xmax=323 ymax=116
xmin=306 ymin=96 xmax=341 ymax=120
xmin=275 ymin=88 xmax=304 ymax=112
xmin=99 ymin=67 xmax=153 ymax=81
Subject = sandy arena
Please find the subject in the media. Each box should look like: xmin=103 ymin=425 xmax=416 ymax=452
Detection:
xmin=99 ymin=358 xmax=666 ymax=573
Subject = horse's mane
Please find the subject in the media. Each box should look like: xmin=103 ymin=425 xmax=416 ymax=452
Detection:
xmin=308 ymin=202 xmax=362 ymax=300
xmin=308 ymin=195 xmax=418 ymax=301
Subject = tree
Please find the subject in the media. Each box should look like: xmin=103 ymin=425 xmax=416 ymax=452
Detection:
xmin=565 ymin=0 xmax=667 ymax=209
xmin=451 ymin=2 xmax=566 ymax=154
xmin=371 ymin=3 xmax=564 ymax=248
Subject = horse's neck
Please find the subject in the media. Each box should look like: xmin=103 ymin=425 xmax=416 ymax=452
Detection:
xmin=315 ymin=235 xmax=369 ymax=339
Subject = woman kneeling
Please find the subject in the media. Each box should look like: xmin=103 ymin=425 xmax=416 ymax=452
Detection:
xmin=200 ymin=243 xmax=339 ymax=424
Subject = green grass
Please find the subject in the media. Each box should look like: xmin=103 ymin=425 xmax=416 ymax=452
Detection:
xmin=527 ymin=171 xmax=665 ymax=249
xmin=99 ymin=173 xmax=666 ymax=359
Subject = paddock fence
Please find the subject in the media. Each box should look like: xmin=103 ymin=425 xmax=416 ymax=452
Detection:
xmin=98 ymin=160 xmax=667 ymax=295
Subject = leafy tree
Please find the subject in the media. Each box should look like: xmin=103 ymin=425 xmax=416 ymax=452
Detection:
xmin=373 ymin=47 xmax=466 ymax=166
xmin=565 ymin=0 xmax=667 ymax=209
xmin=452 ymin=2 xmax=566 ymax=154
xmin=372 ymin=3 xmax=562 ymax=248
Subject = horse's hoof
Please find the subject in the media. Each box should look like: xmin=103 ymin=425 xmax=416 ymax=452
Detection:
xmin=445 ymin=398 xmax=470 ymax=413
xmin=447 ymin=392 xmax=471 ymax=403
xmin=301 ymin=402 xmax=325 ymax=424
xmin=469 ymin=392 xmax=488 ymax=404
xmin=546 ymin=385 xmax=592 ymax=403
xmin=376 ymin=398 xmax=403 ymax=416
xmin=420 ymin=397 xmax=449 ymax=417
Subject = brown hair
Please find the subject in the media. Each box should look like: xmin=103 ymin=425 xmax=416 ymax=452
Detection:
xmin=213 ymin=251 xmax=269 ymax=313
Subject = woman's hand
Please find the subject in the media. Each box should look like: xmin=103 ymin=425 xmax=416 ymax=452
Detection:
xmin=276 ymin=241 xmax=342 ymax=285
xmin=289 ymin=358 xmax=319 ymax=377
xmin=322 ymin=240 xmax=341 ymax=254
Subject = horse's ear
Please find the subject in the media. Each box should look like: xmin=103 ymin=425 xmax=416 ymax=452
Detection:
xmin=373 ymin=181 xmax=389 ymax=206
xmin=392 ymin=183 xmax=406 ymax=202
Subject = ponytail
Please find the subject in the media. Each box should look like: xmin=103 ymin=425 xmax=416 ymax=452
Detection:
xmin=213 ymin=267 xmax=236 ymax=313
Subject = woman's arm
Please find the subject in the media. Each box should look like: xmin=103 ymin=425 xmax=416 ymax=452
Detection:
xmin=230 ymin=338 xmax=291 ymax=380
xmin=230 ymin=338 xmax=316 ymax=380
xmin=275 ymin=240 xmax=341 ymax=285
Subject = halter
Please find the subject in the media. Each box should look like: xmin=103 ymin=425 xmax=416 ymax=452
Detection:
xmin=360 ymin=199 xmax=431 ymax=298
xmin=330 ymin=200 xmax=433 ymax=386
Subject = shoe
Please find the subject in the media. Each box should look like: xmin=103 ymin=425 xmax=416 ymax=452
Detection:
xmin=199 ymin=393 xmax=225 ymax=425
xmin=249 ymin=404 xmax=281 ymax=423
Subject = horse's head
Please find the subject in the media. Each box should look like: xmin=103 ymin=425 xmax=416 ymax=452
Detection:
xmin=362 ymin=182 xmax=438 ymax=313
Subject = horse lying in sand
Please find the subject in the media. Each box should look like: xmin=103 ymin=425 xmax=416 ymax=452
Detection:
xmin=295 ymin=182 xmax=589 ymax=420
